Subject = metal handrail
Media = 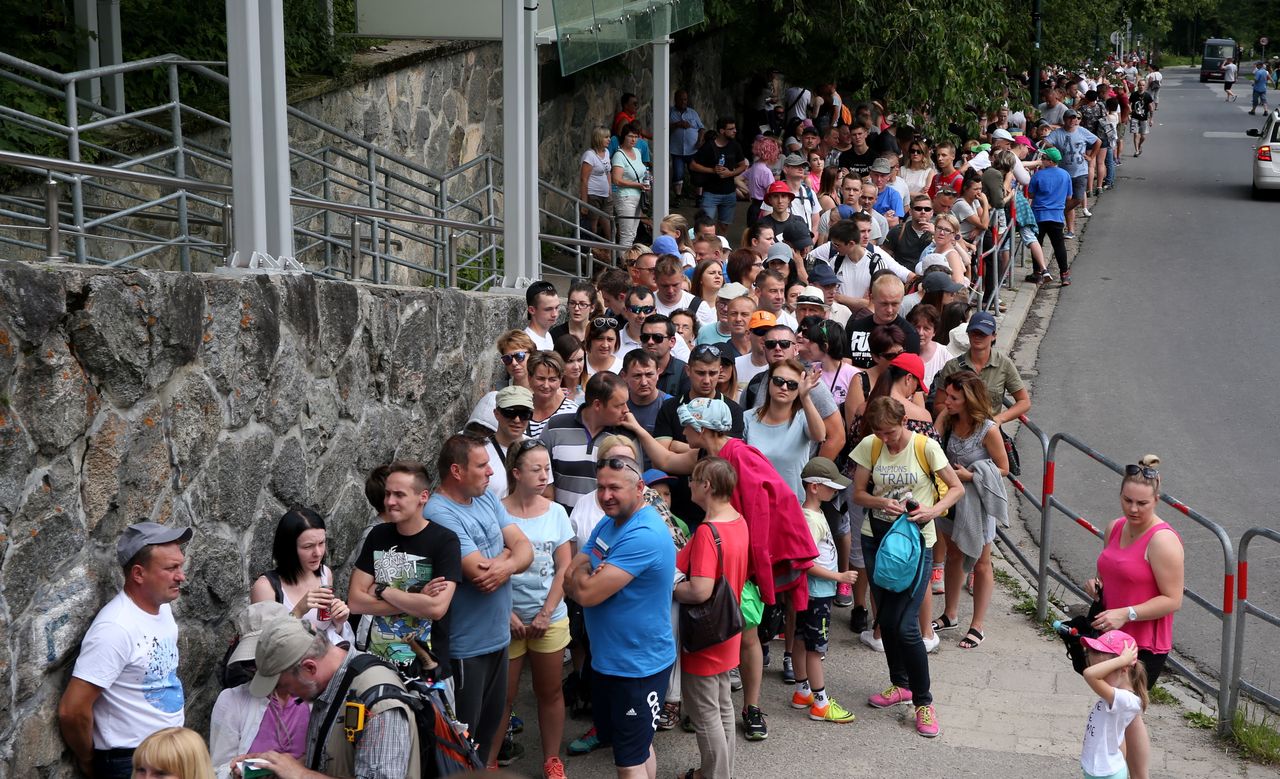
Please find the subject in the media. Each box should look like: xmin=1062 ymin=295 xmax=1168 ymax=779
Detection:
xmin=1225 ymin=527 xmax=1280 ymax=728
xmin=0 ymin=151 xmax=232 ymax=194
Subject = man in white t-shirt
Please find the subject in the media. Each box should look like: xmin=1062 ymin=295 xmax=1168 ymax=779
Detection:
xmin=523 ymin=280 xmax=559 ymax=351
xmin=619 ymin=286 xmax=689 ymax=362
xmin=735 ymin=310 xmax=776 ymax=400
xmin=653 ymin=255 xmax=699 ymax=317
xmin=811 ymin=216 xmax=913 ymax=316
xmin=59 ymin=522 xmax=193 ymax=779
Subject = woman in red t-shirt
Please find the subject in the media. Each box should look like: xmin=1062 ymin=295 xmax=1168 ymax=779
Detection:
xmin=674 ymin=457 xmax=749 ymax=779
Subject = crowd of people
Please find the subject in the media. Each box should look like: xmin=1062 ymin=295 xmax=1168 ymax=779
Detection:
xmin=53 ymin=67 xmax=1189 ymax=779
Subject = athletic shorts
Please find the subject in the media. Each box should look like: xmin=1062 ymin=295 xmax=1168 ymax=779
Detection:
xmin=592 ymin=666 xmax=672 ymax=767
xmin=1130 ymin=119 xmax=1149 ymax=135
xmin=799 ymin=596 xmax=834 ymax=653
xmin=1071 ymin=175 xmax=1087 ymax=201
xmin=1224 ymin=81 xmax=1235 ymax=92
xmin=509 ymin=617 xmax=571 ymax=659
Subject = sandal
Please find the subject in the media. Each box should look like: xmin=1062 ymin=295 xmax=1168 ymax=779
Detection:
xmin=931 ymin=614 xmax=958 ymax=632
xmin=959 ymin=627 xmax=985 ymax=649
xmin=680 ymin=769 xmax=705 ymax=779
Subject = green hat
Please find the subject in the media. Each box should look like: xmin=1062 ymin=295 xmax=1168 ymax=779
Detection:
xmin=1041 ymin=147 xmax=1062 ymax=163
xmin=802 ymin=457 xmax=852 ymax=490
xmin=250 ymin=618 xmax=319 ymax=697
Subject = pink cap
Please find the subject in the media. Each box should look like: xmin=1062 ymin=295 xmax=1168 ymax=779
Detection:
xmin=1081 ymin=629 xmax=1138 ymax=658
xmin=1014 ymin=134 xmax=1035 ymax=149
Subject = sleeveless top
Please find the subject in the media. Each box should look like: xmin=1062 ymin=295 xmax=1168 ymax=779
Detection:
xmin=944 ymin=419 xmax=995 ymax=469
xmin=1096 ymin=519 xmax=1182 ymax=654
xmin=274 ymin=567 xmax=355 ymax=647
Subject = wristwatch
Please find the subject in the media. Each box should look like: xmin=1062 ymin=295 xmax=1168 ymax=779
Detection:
xmin=1126 ymin=606 xmax=1138 ymax=622
xmin=375 ymin=583 xmax=389 ymax=601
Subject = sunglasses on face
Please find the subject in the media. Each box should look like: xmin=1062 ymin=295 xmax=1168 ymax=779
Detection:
xmin=596 ymin=457 xmax=642 ymax=477
xmin=770 ymin=375 xmax=800 ymax=390
xmin=639 ymin=332 xmax=668 ymax=343
xmin=628 ymin=304 xmax=656 ymax=315
xmin=764 ymin=339 xmax=793 ymax=350
xmin=876 ymin=349 xmax=904 ymax=360
xmin=911 ymin=206 xmax=933 ymax=212
xmin=501 ymin=351 xmax=528 ymax=365
xmin=1125 ymin=464 xmax=1159 ymax=479
xmin=497 ymin=406 xmax=533 ymax=421
xmin=593 ymin=317 xmax=620 ymax=329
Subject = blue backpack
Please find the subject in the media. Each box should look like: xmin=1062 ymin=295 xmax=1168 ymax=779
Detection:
xmin=872 ymin=514 xmax=925 ymax=593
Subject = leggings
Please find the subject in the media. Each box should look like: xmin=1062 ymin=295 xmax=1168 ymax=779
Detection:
xmin=1037 ymin=221 xmax=1069 ymax=275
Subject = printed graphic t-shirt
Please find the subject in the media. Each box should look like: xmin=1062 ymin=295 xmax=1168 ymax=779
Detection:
xmin=71 ymin=591 xmax=184 ymax=748
xmin=851 ymin=432 xmax=949 ymax=546
xmin=355 ymin=521 xmax=463 ymax=672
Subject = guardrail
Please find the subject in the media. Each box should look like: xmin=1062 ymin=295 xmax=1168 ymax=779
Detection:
xmin=1225 ymin=528 xmax=1280 ymax=726
xmin=969 ymin=203 xmax=1021 ymax=314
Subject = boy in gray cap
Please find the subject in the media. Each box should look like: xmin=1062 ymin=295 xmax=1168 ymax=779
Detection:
xmin=58 ymin=521 xmax=193 ymax=779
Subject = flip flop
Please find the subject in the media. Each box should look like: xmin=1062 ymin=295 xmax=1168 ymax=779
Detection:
xmin=959 ymin=627 xmax=985 ymax=649
xmin=931 ymin=614 xmax=959 ymax=632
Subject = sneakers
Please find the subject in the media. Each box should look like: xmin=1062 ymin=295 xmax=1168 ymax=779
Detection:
xmin=850 ymin=605 xmax=869 ymax=634
xmin=1082 ymin=207 xmax=1093 ymax=217
xmin=1040 ymin=271 xmax=1054 ymax=284
xmin=810 ymin=698 xmax=857 ymax=724
xmin=728 ymin=666 xmax=743 ymax=692
xmin=782 ymin=654 xmax=795 ymax=684
xmin=791 ymin=689 xmax=815 ymax=709
xmin=859 ymin=630 xmax=884 ymax=652
xmin=761 ymin=643 xmax=771 ymax=668
xmin=923 ymin=632 xmax=941 ymax=653
xmin=497 ymin=733 xmax=525 ymax=766
xmin=657 ymin=701 xmax=680 ymax=731
xmin=1023 ymin=271 xmax=1043 ymax=282
xmin=930 ymin=565 xmax=945 ymax=595
xmin=681 ymin=715 xmax=695 ymax=733
xmin=868 ymin=685 xmax=913 ymax=708
xmin=915 ymin=704 xmax=941 ymax=738
xmin=508 ymin=711 xmax=524 ymax=735
xmin=742 ymin=705 xmax=769 ymax=741
xmin=1063 ymin=230 xmax=1076 ymax=239
xmin=834 ymin=582 xmax=854 ymax=607
xmin=1061 ymin=270 xmax=1072 ymax=287
xmin=567 ymin=726 xmax=606 ymax=755
xmin=543 ymin=756 xmax=567 ymax=779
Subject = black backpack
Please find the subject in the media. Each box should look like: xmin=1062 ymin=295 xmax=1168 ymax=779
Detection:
xmin=219 ymin=573 xmax=288 ymax=688
xmin=314 ymin=654 xmax=484 ymax=778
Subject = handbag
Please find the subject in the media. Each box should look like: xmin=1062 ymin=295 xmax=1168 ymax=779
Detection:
xmin=679 ymin=524 xmax=744 ymax=653
xmin=1000 ymin=427 xmax=1022 ymax=477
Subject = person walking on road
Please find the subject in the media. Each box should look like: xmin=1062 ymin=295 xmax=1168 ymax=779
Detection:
xmin=1250 ymin=61 xmax=1272 ymax=115
xmin=1025 ymin=148 xmax=1072 ymax=284
xmin=1223 ymin=58 xmax=1238 ymax=102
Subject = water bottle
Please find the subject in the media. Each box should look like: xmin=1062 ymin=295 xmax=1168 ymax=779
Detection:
xmin=1052 ymin=620 xmax=1079 ymax=637
xmin=718 ymin=153 xmax=726 ymax=168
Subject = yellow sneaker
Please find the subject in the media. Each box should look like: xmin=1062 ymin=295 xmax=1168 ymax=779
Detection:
xmin=809 ymin=698 xmax=856 ymax=723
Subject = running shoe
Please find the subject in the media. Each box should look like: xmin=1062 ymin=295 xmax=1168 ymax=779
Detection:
xmin=543 ymin=756 xmax=567 ymax=779
xmin=742 ymin=705 xmax=769 ymax=741
xmin=761 ymin=643 xmax=771 ymax=668
xmin=497 ymin=733 xmax=525 ymax=766
xmin=729 ymin=666 xmax=743 ymax=692
xmin=835 ymin=582 xmax=854 ymax=607
xmin=859 ymin=630 xmax=884 ymax=652
xmin=508 ymin=711 xmax=524 ymax=735
xmin=810 ymin=698 xmax=857 ymax=724
xmin=791 ymin=689 xmax=815 ymax=709
xmin=1082 ymin=207 xmax=1093 ymax=217
xmin=1063 ymin=230 xmax=1076 ymax=239
xmin=567 ymin=726 xmax=606 ymax=755
xmin=782 ymin=654 xmax=795 ymax=684
xmin=930 ymin=565 xmax=945 ymax=595
xmin=868 ymin=685 xmax=913 ymax=708
xmin=850 ymin=605 xmax=869 ymax=634
xmin=923 ymin=632 xmax=941 ymax=653
xmin=916 ymin=704 xmax=941 ymax=738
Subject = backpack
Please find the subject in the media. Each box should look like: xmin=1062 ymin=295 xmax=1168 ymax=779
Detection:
xmin=218 ymin=571 xmax=287 ymax=688
xmin=872 ymin=513 xmax=925 ymax=593
xmin=314 ymin=654 xmax=484 ymax=778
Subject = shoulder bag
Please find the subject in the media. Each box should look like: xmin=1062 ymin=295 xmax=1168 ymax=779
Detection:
xmin=679 ymin=523 xmax=744 ymax=652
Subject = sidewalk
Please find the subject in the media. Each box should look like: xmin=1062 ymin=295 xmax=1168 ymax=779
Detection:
xmin=508 ymin=209 xmax=1280 ymax=777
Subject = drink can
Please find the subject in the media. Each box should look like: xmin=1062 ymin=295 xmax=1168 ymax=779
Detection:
xmin=317 ymin=586 xmax=332 ymax=621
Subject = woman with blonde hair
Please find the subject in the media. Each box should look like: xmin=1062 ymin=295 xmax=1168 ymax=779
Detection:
xmin=659 ymin=213 xmax=696 ymax=268
xmin=134 ymin=727 xmax=215 ymax=779
xmin=928 ymin=213 xmax=971 ymax=285
xmin=579 ymin=126 xmax=614 ymax=253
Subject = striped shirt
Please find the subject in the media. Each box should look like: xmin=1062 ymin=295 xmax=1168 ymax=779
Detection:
xmin=538 ymin=408 xmax=625 ymax=510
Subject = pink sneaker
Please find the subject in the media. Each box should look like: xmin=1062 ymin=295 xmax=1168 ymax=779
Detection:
xmin=915 ymin=704 xmax=940 ymax=738
xmin=867 ymin=685 xmax=913 ymax=708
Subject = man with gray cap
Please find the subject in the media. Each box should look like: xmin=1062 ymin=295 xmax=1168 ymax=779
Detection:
xmin=59 ymin=522 xmax=193 ymax=779
xmin=240 ymin=618 xmax=420 ymax=778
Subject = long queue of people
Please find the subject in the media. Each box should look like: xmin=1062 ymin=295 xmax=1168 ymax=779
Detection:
xmin=52 ymin=67 xmax=1188 ymax=779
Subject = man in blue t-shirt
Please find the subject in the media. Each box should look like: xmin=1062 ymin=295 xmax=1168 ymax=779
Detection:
xmin=565 ymin=455 xmax=676 ymax=778
xmin=426 ymin=434 xmax=533 ymax=768
xmin=1027 ymin=147 xmax=1074 ymax=284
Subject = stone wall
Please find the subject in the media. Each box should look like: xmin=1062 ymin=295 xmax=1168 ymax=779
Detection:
xmin=0 ymin=261 xmax=525 ymax=777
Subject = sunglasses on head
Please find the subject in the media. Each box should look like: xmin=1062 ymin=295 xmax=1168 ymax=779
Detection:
xmin=1125 ymin=464 xmax=1159 ymax=480
xmin=497 ymin=406 xmax=533 ymax=421
xmin=770 ymin=375 xmax=800 ymax=390
xmin=515 ymin=438 xmax=546 ymax=452
xmin=596 ymin=456 xmax=642 ymax=477
xmin=764 ymin=339 xmax=793 ymax=350
xmin=628 ymin=304 xmax=656 ymax=315
xmin=501 ymin=351 xmax=528 ymax=365
xmin=593 ymin=317 xmax=620 ymax=329
xmin=693 ymin=344 xmax=722 ymax=358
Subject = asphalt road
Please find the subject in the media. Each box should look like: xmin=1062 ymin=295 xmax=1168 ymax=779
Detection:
xmin=1013 ymin=66 xmax=1280 ymax=707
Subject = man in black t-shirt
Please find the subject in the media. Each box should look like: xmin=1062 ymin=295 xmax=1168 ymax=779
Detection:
xmin=837 ymin=125 xmax=878 ymax=176
xmin=348 ymin=461 xmax=462 ymax=678
xmin=880 ymin=192 xmax=937 ymax=265
xmin=690 ymin=117 xmax=748 ymax=232
xmin=845 ymin=274 xmax=921 ymax=369
xmin=759 ymin=181 xmax=814 ymax=270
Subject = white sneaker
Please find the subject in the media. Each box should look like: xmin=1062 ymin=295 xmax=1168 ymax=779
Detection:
xmin=923 ymin=633 xmax=941 ymax=653
xmin=860 ymin=630 xmax=885 ymax=652
xmin=1082 ymin=207 xmax=1093 ymax=217
xmin=729 ymin=667 xmax=743 ymax=692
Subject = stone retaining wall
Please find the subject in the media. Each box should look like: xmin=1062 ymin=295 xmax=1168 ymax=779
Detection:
xmin=0 ymin=261 xmax=524 ymax=777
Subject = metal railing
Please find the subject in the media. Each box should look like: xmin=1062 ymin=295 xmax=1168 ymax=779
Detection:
xmin=1225 ymin=528 xmax=1280 ymax=726
xmin=0 ymin=51 xmax=624 ymax=283
xmin=970 ymin=203 xmax=1022 ymax=314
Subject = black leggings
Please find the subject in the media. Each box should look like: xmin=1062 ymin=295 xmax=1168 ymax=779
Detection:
xmin=1037 ymin=221 xmax=1069 ymax=275
xmin=1138 ymin=649 xmax=1168 ymax=690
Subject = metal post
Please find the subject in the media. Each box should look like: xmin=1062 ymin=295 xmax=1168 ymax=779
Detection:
xmin=44 ymin=177 xmax=61 ymax=261
xmin=1031 ymin=0 xmax=1042 ymax=106
xmin=97 ymin=0 xmax=125 ymax=112
xmin=651 ymin=37 xmax=671 ymax=222
xmin=73 ymin=0 xmax=102 ymax=107
xmin=349 ymin=218 xmax=362 ymax=280
xmin=259 ymin=0 xmax=295 ymax=260
xmin=501 ymin=0 xmax=540 ymax=287
xmin=65 ymin=83 xmax=87 ymax=264
xmin=1035 ymin=440 xmax=1057 ymax=621
xmin=169 ymin=63 xmax=191 ymax=272
xmin=226 ymin=0 xmax=269 ymax=265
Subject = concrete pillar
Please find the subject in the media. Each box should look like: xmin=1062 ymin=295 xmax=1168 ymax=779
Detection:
xmin=501 ymin=0 xmax=539 ymax=286
xmin=97 ymin=0 xmax=125 ymax=112
xmin=651 ymin=38 xmax=671 ymax=222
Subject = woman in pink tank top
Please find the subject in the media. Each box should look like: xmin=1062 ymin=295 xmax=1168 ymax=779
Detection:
xmin=1083 ymin=456 xmax=1184 ymax=779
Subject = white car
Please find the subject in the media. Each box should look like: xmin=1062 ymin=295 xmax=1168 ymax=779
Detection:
xmin=1248 ymin=109 xmax=1280 ymax=197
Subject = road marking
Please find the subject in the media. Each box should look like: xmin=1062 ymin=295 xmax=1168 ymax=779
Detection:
xmin=1203 ymin=131 xmax=1249 ymax=138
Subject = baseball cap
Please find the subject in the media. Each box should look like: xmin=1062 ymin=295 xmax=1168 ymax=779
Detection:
xmin=765 ymin=242 xmax=793 ymax=265
xmin=808 ymin=262 xmax=839 ymax=287
xmin=795 ymin=286 xmax=828 ymax=308
xmin=1041 ymin=147 xmax=1063 ymax=162
xmin=250 ymin=617 xmax=320 ymax=697
xmin=802 ymin=457 xmax=853 ymax=490
xmin=991 ymin=128 xmax=1015 ymax=142
xmin=642 ymin=469 xmax=677 ymax=487
xmin=974 ymin=143 xmax=992 ymax=153
xmin=766 ymin=180 xmax=796 ymax=198
xmin=651 ymin=235 xmax=680 ymax=257
xmin=1063 ymin=108 xmax=1080 ymax=118
xmin=967 ymin=311 xmax=998 ymax=335
xmin=524 ymin=280 xmax=556 ymax=307
xmin=748 ymin=310 xmax=778 ymax=331
xmin=228 ymin=602 xmax=292 ymax=665
xmin=717 ymin=281 xmax=750 ymax=301
xmin=1081 ymin=629 xmax=1138 ymax=659
xmin=1014 ymin=134 xmax=1035 ymax=149
xmin=782 ymin=152 xmax=808 ymax=167
xmin=117 ymin=521 xmax=194 ymax=568
xmin=869 ymin=158 xmax=893 ymax=174
xmin=922 ymin=273 xmax=965 ymax=294
xmin=496 ymin=385 xmax=534 ymax=410
xmin=889 ymin=352 xmax=929 ymax=393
